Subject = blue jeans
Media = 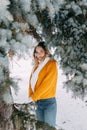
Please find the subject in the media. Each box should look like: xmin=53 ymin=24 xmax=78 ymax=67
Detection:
xmin=35 ymin=97 xmax=57 ymax=127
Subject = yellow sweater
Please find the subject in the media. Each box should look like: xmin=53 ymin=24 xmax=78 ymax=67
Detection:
xmin=28 ymin=59 xmax=58 ymax=101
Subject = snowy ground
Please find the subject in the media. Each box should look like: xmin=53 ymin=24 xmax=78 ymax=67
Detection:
xmin=10 ymin=57 xmax=87 ymax=130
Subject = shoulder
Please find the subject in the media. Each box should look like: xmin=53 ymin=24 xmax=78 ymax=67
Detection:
xmin=48 ymin=58 xmax=57 ymax=64
xmin=47 ymin=58 xmax=58 ymax=67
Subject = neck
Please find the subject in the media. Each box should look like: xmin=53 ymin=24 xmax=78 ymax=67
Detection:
xmin=38 ymin=59 xmax=44 ymax=65
xmin=38 ymin=56 xmax=50 ymax=65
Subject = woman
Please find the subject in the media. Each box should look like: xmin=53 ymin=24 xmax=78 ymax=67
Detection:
xmin=28 ymin=41 xmax=58 ymax=128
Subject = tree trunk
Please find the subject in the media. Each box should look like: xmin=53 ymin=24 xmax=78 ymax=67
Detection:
xmin=0 ymin=101 xmax=14 ymax=130
xmin=0 ymin=86 xmax=14 ymax=130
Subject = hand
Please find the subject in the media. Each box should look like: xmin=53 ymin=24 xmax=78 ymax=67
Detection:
xmin=28 ymin=97 xmax=34 ymax=103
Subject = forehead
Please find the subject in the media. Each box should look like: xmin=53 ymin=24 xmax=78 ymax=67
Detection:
xmin=36 ymin=46 xmax=44 ymax=52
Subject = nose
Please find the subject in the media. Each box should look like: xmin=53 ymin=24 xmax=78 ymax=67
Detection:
xmin=37 ymin=52 xmax=41 ymax=57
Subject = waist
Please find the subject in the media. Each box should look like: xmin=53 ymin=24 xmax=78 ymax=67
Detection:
xmin=36 ymin=97 xmax=56 ymax=104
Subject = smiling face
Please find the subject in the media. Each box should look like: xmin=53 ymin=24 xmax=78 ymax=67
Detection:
xmin=35 ymin=46 xmax=46 ymax=62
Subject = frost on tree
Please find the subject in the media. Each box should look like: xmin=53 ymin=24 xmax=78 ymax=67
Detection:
xmin=0 ymin=0 xmax=87 ymax=129
xmin=9 ymin=0 xmax=87 ymax=98
xmin=0 ymin=0 xmax=87 ymax=119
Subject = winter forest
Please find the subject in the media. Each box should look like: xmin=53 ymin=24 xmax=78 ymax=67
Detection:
xmin=0 ymin=0 xmax=87 ymax=130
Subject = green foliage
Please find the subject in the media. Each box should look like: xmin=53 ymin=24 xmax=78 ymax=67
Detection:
xmin=1 ymin=0 xmax=87 ymax=129
xmin=0 ymin=0 xmax=87 ymax=106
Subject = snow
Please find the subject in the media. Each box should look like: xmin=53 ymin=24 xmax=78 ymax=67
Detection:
xmin=10 ymin=57 xmax=87 ymax=130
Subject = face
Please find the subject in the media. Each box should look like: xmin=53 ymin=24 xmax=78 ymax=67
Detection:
xmin=35 ymin=46 xmax=46 ymax=61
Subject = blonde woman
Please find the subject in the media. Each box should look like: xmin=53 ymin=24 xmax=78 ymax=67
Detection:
xmin=28 ymin=41 xmax=58 ymax=128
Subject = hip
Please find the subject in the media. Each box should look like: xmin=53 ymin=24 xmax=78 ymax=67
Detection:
xmin=36 ymin=97 xmax=57 ymax=109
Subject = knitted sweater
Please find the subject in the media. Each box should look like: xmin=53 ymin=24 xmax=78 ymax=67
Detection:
xmin=28 ymin=59 xmax=58 ymax=101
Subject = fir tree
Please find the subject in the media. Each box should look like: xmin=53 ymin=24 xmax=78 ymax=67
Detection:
xmin=0 ymin=0 xmax=87 ymax=129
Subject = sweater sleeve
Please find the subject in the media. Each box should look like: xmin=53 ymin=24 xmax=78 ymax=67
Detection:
xmin=31 ymin=60 xmax=58 ymax=101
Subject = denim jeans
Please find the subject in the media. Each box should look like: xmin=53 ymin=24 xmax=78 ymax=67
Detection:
xmin=35 ymin=97 xmax=57 ymax=127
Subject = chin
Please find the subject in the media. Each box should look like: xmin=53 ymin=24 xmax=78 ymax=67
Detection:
xmin=38 ymin=58 xmax=44 ymax=62
xmin=38 ymin=59 xmax=42 ymax=61
xmin=38 ymin=56 xmax=45 ymax=61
